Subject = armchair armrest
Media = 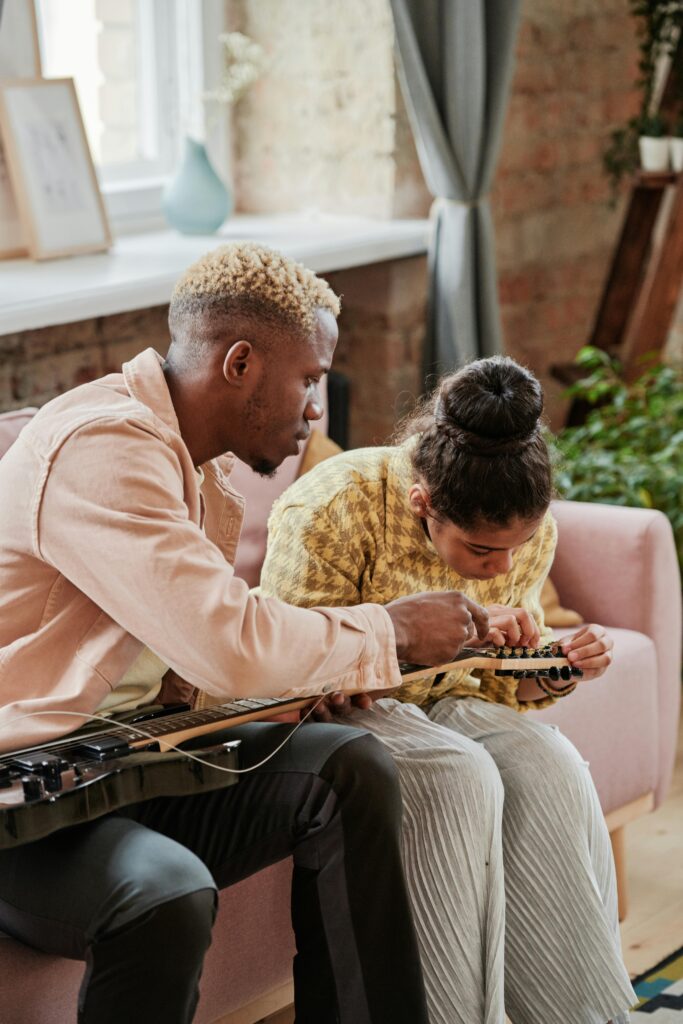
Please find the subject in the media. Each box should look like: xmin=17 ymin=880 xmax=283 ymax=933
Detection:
xmin=550 ymin=499 xmax=681 ymax=802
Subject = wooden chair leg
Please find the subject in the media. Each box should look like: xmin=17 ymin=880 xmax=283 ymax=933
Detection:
xmin=610 ymin=826 xmax=628 ymax=922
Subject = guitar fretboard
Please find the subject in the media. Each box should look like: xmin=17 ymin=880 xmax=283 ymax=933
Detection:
xmin=0 ymin=697 xmax=299 ymax=766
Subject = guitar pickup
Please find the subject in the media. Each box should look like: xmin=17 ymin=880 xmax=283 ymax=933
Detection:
xmin=11 ymin=752 xmax=67 ymax=773
xmin=10 ymin=752 xmax=67 ymax=792
xmin=74 ymin=736 xmax=131 ymax=761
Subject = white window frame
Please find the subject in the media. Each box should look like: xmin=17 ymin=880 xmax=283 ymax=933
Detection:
xmin=74 ymin=0 xmax=229 ymax=236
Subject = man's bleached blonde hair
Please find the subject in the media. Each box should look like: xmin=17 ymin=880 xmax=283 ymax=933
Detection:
xmin=170 ymin=242 xmax=340 ymax=335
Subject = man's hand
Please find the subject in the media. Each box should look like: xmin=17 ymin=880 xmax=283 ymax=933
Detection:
xmin=559 ymin=624 xmax=613 ymax=681
xmin=385 ymin=591 xmax=489 ymax=666
xmin=481 ymin=604 xmax=541 ymax=648
xmin=311 ymin=592 xmax=489 ymax=722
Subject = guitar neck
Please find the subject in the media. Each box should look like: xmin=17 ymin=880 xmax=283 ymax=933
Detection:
xmin=132 ymin=647 xmax=574 ymax=750
xmin=129 ymin=697 xmax=315 ymax=752
xmin=2 ymin=648 xmax=575 ymax=761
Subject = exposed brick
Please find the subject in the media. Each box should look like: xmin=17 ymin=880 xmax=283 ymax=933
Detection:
xmin=498 ymin=271 xmax=535 ymax=306
xmin=0 ymin=362 xmax=12 ymax=407
xmin=0 ymin=334 xmax=25 ymax=358
xmin=101 ymin=338 xmax=153 ymax=375
xmin=234 ymin=0 xmax=396 ymax=218
xmin=23 ymin=320 xmax=99 ymax=360
xmin=0 ymin=307 xmax=170 ymax=413
xmin=11 ymin=351 xmax=106 ymax=405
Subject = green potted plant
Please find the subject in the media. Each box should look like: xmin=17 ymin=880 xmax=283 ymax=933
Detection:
xmin=603 ymin=1 xmax=683 ymax=192
xmin=552 ymin=347 xmax=683 ymax=574
xmin=638 ymin=111 xmax=670 ymax=170
xmin=671 ymin=114 xmax=683 ymax=172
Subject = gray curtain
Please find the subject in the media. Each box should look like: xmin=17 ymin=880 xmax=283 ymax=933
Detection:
xmin=390 ymin=0 xmax=522 ymax=383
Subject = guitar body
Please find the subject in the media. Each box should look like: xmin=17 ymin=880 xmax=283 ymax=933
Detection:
xmin=0 ymin=739 xmax=240 ymax=851
xmin=0 ymin=645 xmax=578 ymax=850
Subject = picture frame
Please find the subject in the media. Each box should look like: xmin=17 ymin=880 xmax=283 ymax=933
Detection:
xmin=0 ymin=77 xmax=111 ymax=260
xmin=0 ymin=0 xmax=42 ymax=79
xmin=0 ymin=133 xmax=27 ymax=257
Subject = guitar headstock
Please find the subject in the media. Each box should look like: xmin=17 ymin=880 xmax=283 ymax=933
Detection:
xmin=399 ymin=643 xmax=583 ymax=682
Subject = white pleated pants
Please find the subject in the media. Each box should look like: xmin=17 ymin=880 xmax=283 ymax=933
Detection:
xmin=342 ymin=697 xmax=636 ymax=1024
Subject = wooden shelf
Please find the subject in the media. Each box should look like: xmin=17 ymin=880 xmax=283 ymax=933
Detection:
xmin=636 ymin=169 xmax=679 ymax=189
xmin=553 ymin=168 xmax=683 ymax=423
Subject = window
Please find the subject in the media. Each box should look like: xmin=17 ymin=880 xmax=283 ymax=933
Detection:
xmin=35 ymin=0 xmax=227 ymax=232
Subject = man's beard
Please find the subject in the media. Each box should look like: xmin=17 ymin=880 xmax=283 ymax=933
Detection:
xmin=250 ymin=458 xmax=279 ymax=478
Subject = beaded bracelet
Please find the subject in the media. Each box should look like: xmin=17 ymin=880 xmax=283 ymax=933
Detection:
xmin=534 ymin=675 xmax=578 ymax=698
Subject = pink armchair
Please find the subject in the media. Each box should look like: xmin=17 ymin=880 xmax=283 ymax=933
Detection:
xmin=528 ymin=499 xmax=681 ymax=921
xmin=0 ymin=406 xmax=680 ymax=1022
xmin=534 ymin=500 xmax=681 ymax=813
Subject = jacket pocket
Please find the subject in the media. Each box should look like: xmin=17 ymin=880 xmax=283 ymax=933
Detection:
xmin=75 ymin=611 xmax=142 ymax=689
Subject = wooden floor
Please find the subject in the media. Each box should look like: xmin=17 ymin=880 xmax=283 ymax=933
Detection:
xmin=620 ymin=703 xmax=683 ymax=979
xmin=261 ymin=706 xmax=683 ymax=1022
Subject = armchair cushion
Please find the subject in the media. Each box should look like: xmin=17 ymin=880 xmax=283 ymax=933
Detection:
xmin=0 ymin=409 xmax=38 ymax=459
xmin=540 ymin=577 xmax=582 ymax=628
xmin=529 ymin=626 xmax=659 ymax=815
xmin=549 ymin=500 xmax=681 ymax=805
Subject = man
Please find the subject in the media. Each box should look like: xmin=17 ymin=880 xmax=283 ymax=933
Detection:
xmin=0 ymin=243 xmax=487 ymax=1024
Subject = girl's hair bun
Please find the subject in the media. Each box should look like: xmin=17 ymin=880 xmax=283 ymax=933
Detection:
xmin=435 ymin=356 xmax=543 ymax=456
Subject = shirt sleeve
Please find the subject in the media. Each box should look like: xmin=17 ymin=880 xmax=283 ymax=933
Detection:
xmin=36 ymin=419 xmax=401 ymax=700
xmin=261 ymin=491 xmax=372 ymax=609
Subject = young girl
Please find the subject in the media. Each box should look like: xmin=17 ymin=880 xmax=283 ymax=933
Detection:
xmin=260 ymin=357 xmax=635 ymax=1024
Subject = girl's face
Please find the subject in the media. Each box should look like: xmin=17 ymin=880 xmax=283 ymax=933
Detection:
xmin=408 ymin=483 xmax=544 ymax=581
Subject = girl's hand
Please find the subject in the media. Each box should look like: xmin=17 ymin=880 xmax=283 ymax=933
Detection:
xmin=559 ymin=624 xmax=613 ymax=681
xmin=482 ymin=604 xmax=541 ymax=648
xmin=310 ymin=689 xmax=396 ymax=721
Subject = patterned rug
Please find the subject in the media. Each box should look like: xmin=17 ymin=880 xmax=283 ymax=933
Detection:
xmin=632 ymin=947 xmax=683 ymax=1019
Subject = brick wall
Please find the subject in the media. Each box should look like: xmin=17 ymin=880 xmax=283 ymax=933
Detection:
xmin=490 ymin=0 xmax=646 ymax=428
xmin=232 ymin=0 xmax=397 ymax=217
xmin=0 ymin=309 xmax=169 ymax=410
xmin=229 ymin=0 xmax=681 ymax=429
xmin=327 ymin=256 xmax=427 ymax=447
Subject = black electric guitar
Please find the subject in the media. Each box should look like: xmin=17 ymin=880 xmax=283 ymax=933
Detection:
xmin=0 ymin=644 xmax=579 ymax=850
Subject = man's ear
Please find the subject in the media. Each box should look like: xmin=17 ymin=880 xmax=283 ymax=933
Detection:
xmin=223 ymin=341 xmax=254 ymax=386
xmin=408 ymin=482 xmax=431 ymax=518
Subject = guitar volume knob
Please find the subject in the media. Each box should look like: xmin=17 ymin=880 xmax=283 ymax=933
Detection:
xmin=21 ymin=776 xmax=44 ymax=802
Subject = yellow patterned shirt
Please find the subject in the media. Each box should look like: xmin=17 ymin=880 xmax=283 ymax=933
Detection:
xmin=261 ymin=442 xmax=559 ymax=711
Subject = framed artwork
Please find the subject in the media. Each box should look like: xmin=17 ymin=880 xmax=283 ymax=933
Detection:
xmin=0 ymin=0 xmax=42 ymax=79
xmin=0 ymin=78 xmax=111 ymax=259
xmin=0 ymin=133 xmax=26 ymax=256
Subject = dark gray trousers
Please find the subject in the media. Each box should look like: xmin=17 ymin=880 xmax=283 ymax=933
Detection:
xmin=0 ymin=721 xmax=428 ymax=1024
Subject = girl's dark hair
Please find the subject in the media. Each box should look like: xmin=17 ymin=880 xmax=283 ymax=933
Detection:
xmin=398 ymin=356 xmax=553 ymax=529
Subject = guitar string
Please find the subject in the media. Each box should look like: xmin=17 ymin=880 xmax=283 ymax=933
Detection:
xmin=0 ymin=699 xmax=327 ymax=776
xmin=0 ymin=701 xmax=298 ymax=767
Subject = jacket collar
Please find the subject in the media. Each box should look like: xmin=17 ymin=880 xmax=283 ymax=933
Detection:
xmin=121 ymin=347 xmax=237 ymax=482
xmin=122 ymin=348 xmax=181 ymax=435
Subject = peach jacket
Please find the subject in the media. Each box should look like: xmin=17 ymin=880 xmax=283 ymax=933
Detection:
xmin=0 ymin=349 xmax=401 ymax=753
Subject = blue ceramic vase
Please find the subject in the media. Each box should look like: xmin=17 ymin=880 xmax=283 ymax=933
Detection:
xmin=162 ymin=137 xmax=231 ymax=235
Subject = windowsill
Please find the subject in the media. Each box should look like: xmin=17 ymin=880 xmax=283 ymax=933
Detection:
xmin=0 ymin=213 xmax=431 ymax=335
